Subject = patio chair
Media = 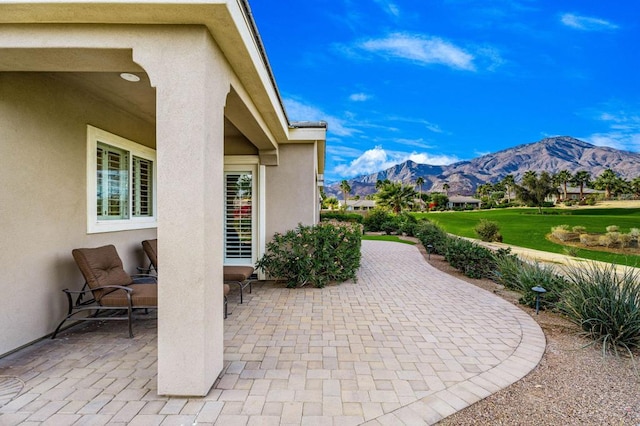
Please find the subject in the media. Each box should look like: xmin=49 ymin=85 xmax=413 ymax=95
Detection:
xmin=223 ymin=265 xmax=254 ymax=304
xmin=140 ymin=238 xmax=158 ymax=274
xmin=51 ymin=245 xmax=158 ymax=339
xmin=140 ymin=239 xmax=231 ymax=318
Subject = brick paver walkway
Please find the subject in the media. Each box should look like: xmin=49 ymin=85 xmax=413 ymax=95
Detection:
xmin=0 ymin=240 xmax=544 ymax=425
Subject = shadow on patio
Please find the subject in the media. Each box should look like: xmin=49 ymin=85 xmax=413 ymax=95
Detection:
xmin=0 ymin=240 xmax=545 ymax=425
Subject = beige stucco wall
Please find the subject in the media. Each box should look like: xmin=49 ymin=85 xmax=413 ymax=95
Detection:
xmin=265 ymin=143 xmax=319 ymax=239
xmin=0 ymin=72 xmax=157 ymax=356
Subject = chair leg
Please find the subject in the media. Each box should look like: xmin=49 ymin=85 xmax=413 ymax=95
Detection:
xmin=224 ymin=296 xmax=228 ymax=319
xmin=127 ymin=307 xmax=133 ymax=338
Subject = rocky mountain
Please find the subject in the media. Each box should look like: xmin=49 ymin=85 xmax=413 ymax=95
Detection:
xmin=325 ymin=136 xmax=640 ymax=197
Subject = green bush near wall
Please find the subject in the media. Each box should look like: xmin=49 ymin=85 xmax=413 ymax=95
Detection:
xmin=256 ymin=222 xmax=362 ymax=288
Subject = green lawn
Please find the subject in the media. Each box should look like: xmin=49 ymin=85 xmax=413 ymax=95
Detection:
xmin=362 ymin=235 xmax=416 ymax=245
xmin=413 ymin=208 xmax=640 ymax=267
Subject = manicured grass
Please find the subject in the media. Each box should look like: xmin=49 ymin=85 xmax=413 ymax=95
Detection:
xmin=413 ymin=208 xmax=640 ymax=267
xmin=362 ymin=235 xmax=416 ymax=245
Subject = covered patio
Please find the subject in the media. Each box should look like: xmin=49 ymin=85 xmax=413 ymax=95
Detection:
xmin=0 ymin=240 xmax=545 ymax=425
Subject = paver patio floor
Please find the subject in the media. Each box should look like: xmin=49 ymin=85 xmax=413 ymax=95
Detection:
xmin=0 ymin=240 xmax=545 ymax=425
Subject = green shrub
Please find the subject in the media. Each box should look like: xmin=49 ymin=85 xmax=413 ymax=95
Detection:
xmin=320 ymin=212 xmax=363 ymax=224
xmin=560 ymin=262 xmax=640 ymax=354
xmin=444 ymin=237 xmax=496 ymax=279
xmin=381 ymin=220 xmax=399 ymax=235
xmin=255 ymin=222 xmax=362 ymax=288
xmin=493 ymin=255 xmax=566 ymax=309
xmin=475 ymin=219 xmax=502 ymax=242
xmin=606 ymin=225 xmax=619 ymax=233
xmin=363 ymin=208 xmax=392 ymax=232
xmin=398 ymin=212 xmax=418 ymax=236
xmin=415 ymin=221 xmax=450 ymax=255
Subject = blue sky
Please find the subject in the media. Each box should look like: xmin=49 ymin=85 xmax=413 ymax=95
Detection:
xmin=249 ymin=1 xmax=640 ymax=183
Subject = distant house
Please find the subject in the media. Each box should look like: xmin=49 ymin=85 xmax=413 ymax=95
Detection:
xmin=447 ymin=196 xmax=482 ymax=209
xmin=554 ymin=186 xmax=604 ymax=202
xmin=343 ymin=199 xmax=376 ymax=211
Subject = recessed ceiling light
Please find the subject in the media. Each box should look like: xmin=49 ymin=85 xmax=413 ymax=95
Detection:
xmin=120 ymin=72 xmax=141 ymax=82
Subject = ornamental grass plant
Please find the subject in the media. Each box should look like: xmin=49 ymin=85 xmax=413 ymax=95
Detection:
xmin=560 ymin=262 xmax=640 ymax=356
xmin=493 ymin=254 xmax=566 ymax=310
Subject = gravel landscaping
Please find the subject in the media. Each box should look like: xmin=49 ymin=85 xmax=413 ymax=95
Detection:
xmin=424 ymin=252 xmax=640 ymax=425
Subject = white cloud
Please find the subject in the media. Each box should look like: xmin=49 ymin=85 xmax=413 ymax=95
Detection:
xmin=560 ymin=13 xmax=619 ymax=31
xmin=583 ymin=108 xmax=640 ymax=152
xmin=284 ymin=98 xmax=360 ymax=137
xmin=373 ymin=0 xmax=400 ymax=17
xmin=331 ymin=145 xmax=460 ymax=178
xmin=358 ymin=32 xmax=476 ymax=71
xmin=349 ymin=93 xmax=370 ymax=102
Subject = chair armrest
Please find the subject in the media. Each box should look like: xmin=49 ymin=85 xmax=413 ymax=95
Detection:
xmin=63 ymin=285 xmax=134 ymax=294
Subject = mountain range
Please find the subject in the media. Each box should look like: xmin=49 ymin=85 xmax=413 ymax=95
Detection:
xmin=325 ymin=136 xmax=640 ymax=198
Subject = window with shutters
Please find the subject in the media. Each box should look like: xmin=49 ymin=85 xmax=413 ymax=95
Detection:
xmin=87 ymin=126 xmax=157 ymax=233
xmin=224 ymin=171 xmax=253 ymax=262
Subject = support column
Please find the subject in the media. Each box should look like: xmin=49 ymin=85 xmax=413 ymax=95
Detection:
xmin=135 ymin=28 xmax=229 ymax=396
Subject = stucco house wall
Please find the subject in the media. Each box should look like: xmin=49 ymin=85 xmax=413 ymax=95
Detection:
xmin=265 ymin=143 xmax=319 ymax=238
xmin=0 ymin=1 xmax=326 ymax=396
xmin=0 ymin=72 xmax=157 ymax=355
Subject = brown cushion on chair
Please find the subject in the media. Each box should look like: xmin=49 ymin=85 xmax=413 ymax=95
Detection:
xmin=223 ymin=283 xmax=231 ymax=296
xmin=223 ymin=266 xmax=254 ymax=282
xmin=72 ymin=245 xmax=134 ymax=300
xmin=142 ymin=239 xmax=158 ymax=271
xmin=100 ymin=283 xmax=158 ymax=307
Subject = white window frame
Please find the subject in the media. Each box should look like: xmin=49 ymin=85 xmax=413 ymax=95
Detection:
xmin=224 ymin=156 xmax=264 ymax=266
xmin=86 ymin=125 xmax=157 ymax=233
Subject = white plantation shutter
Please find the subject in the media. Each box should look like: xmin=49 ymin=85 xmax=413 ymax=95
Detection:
xmin=133 ymin=156 xmax=153 ymax=217
xmin=224 ymin=171 xmax=253 ymax=262
xmin=97 ymin=142 xmax=129 ymax=220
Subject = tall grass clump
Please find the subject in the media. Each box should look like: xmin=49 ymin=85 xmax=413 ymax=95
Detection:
xmin=493 ymin=254 xmax=566 ymax=309
xmin=560 ymin=262 xmax=640 ymax=356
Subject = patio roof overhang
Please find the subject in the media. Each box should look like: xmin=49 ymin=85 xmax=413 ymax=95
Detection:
xmin=0 ymin=0 xmax=326 ymax=162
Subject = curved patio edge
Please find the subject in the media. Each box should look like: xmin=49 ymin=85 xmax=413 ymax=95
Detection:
xmin=363 ymin=276 xmax=547 ymax=425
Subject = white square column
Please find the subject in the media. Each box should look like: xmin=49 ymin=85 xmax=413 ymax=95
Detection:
xmin=136 ymin=29 xmax=230 ymax=396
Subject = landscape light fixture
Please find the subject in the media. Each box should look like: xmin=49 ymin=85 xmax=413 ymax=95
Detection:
xmin=531 ymin=286 xmax=547 ymax=315
xmin=426 ymin=244 xmax=433 ymax=260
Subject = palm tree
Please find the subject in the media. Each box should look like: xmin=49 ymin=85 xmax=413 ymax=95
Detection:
xmin=442 ymin=183 xmax=450 ymax=196
xmin=571 ymin=170 xmax=591 ymax=200
xmin=502 ymin=174 xmax=516 ymax=202
xmin=339 ymin=179 xmax=351 ymax=209
xmin=375 ymin=182 xmax=416 ymax=213
xmin=323 ymin=196 xmax=339 ymax=210
xmin=593 ymin=169 xmax=619 ymax=199
xmin=555 ymin=170 xmax=572 ymax=201
xmin=475 ymin=183 xmax=493 ymax=198
xmin=415 ymin=176 xmax=425 ymax=211
xmin=415 ymin=176 xmax=425 ymax=196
